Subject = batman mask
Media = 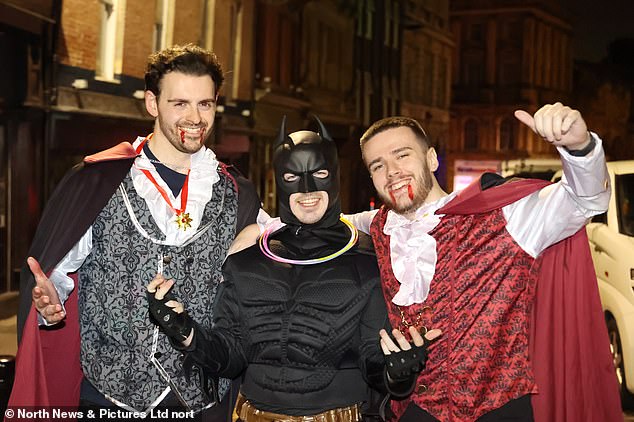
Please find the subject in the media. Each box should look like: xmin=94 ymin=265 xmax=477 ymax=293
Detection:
xmin=273 ymin=116 xmax=341 ymax=228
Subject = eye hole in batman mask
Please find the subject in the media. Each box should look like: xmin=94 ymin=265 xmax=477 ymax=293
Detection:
xmin=283 ymin=170 xmax=329 ymax=183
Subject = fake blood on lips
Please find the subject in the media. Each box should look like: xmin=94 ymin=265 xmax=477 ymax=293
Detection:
xmin=389 ymin=183 xmax=414 ymax=203
xmin=179 ymin=128 xmax=206 ymax=144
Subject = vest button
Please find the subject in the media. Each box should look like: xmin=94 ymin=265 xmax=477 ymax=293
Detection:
xmin=162 ymin=256 xmax=172 ymax=264
xmin=416 ymin=384 xmax=428 ymax=394
xmin=186 ymin=256 xmax=194 ymax=265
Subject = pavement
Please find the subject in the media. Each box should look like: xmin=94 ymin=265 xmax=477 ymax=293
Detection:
xmin=0 ymin=315 xmax=16 ymax=357
xmin=0 ymin=292 xmax=18 ymax=358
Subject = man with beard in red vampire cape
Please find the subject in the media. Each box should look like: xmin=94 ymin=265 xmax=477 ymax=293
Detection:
xmin=350 ymin=102 xmax=622 ymax=421
xmin=7 ymin=44 xmax=259 ymax=421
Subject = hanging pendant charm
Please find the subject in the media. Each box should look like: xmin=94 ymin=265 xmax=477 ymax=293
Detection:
xmin=176 ymin=212 xmax=192 ymax=231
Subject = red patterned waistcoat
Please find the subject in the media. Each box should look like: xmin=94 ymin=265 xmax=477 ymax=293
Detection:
xmin=370 ymin=206 xmax=539 ymax=421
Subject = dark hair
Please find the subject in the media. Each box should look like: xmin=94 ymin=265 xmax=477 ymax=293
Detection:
xmin=144 ymin=43 xmax=224 ymax=96
xmin=360 ymin=116 xmax=431 ymax=150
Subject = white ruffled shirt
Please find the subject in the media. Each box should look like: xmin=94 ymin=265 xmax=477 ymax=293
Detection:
xmin=42 ymin=137 xmax=220 ymax=324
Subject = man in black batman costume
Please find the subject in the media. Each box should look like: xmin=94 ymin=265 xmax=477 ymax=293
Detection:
xmin=146 ymin=117 xmax=394 ymax=420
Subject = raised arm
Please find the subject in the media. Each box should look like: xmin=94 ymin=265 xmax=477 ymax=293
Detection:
xmin=505 ymin=103 xmax=610 ymax=257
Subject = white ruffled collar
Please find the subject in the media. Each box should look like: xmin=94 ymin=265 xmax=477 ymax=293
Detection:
xmin=384 ymin=192 xmax=456 ymax=306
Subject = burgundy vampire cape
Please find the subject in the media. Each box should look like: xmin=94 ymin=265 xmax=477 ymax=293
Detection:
xmin=437 ymin=176 xmax=622 ymax=422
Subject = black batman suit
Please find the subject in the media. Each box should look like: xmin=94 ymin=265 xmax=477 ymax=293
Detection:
xmin=184 ymin=230 xmax=386 ymax=415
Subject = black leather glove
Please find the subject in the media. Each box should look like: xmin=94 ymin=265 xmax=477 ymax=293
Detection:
xmin=147 ymin=290 xmax=194 ymax=342
xmin=385 ymin=342 xmax=429 ymax=383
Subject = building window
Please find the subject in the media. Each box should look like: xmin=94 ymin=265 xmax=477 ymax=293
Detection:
xmin=384 ymin=0 xmax=391 ymax=47
xmin=422 ymin=51 xmax=433 ymax=105
xmin=96 ymin=0 xmax=126 ymax=81
xmin=318 ymin=23 xmax=341 ymax=90
xmin=502 ymin=20 xmax=522 ymax=43
xmin=384 ymin=0 xmax=399 ymax=48
xmin=468 ymin=22 xmax=484 ymax=43
xmin=464 ymin=119 xmax=479 ymax=150
xmin=226 ymin=0 xmax=243 ymax=99
xmin=153 ymin=0 xmax=174 ymax=52
xmin=255 ymin=4 xmax=300 ymax=90
xmin=403 ymin=46 xmax=422 ymax=102
xmin=498 ymin=51 xmax=520 ymax=86
xmin=499 ymin=117 xmax=515 ymax=150
xmin=464 ymin=50 xmax=484 ymax=88
xmin=436 ymin=57 xmax=448 ymax=108
xmin=359 ymin=0 xmax=374 ymax=40
xmin=392 ymin=0 xmax=400 ymax=49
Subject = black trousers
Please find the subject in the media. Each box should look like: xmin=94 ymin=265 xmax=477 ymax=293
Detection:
xmin=398 ymin=395 xmax=534 ymax=422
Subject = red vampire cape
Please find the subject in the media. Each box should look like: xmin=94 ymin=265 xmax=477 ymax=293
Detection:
xmin=6 ymin=142 xmax=259 ymax=418
xmin=438 ymin=175 xmax=622 ymax=422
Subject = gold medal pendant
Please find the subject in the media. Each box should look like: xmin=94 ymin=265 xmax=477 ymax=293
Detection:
xmin=136 ymin=139 xmax=193 ymax=232
xmin=176 ymin=212 xmax=192 ymax=231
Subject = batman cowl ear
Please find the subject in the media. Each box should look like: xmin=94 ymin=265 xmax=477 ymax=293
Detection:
xmin=275 ymin=115 xmax=294 ymax=149
xmin=312 ymin=115 xmax=333 ymax=142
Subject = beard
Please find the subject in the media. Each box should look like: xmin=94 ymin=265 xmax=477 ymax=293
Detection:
xmin=158 ymin=117 xmax=211 ymax=155
xmin=379 ymin=167 xmax=434 ymax=215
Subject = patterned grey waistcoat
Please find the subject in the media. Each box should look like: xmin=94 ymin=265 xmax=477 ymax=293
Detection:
xmin=78 ymin=171 xmax=237 ymax=412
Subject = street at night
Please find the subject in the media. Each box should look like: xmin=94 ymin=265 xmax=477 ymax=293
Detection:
xmin=1 ymin=0 xmax=634 ymax=420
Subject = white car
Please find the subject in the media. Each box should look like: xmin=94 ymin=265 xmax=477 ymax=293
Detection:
xmin=500 ymin=158 xmax=562 ymax=181
xmin=555 ymin=161 xmax=634 ymax=409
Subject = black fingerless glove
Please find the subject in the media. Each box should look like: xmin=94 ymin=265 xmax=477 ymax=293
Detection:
xmin=147 ymin=290 xmax=194 ymax=342
xmin=385 ymin=342 xmax=429 ymax=382
xmin=384 ymin=340 xmax=431 ymax=398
